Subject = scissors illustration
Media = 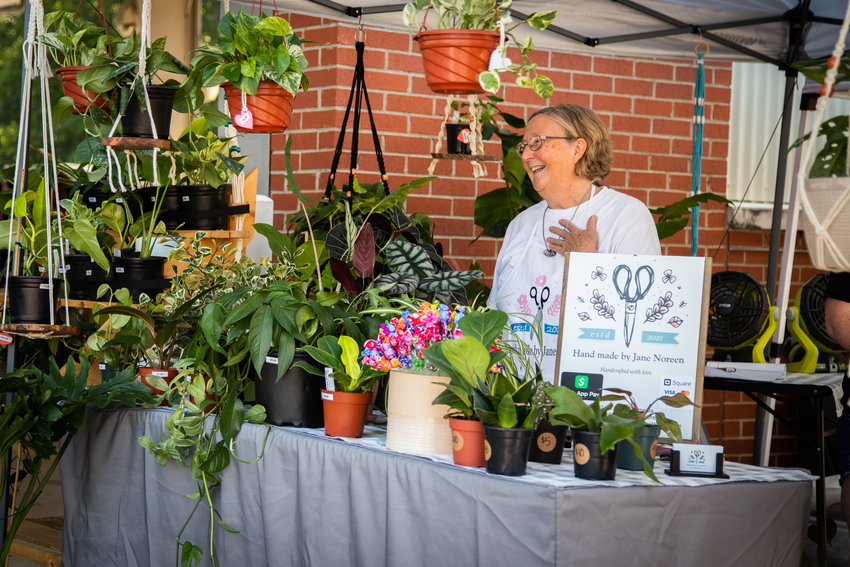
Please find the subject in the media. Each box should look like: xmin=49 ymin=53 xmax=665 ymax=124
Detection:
xmin=529 ymin=286 xmax=550 ymax=310
xmin=612 ymin=264 xmax=654 ymax=347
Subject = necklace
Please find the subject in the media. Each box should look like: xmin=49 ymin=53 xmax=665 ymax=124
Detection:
xmin=542 ymin=184 xmax=594 ymax=257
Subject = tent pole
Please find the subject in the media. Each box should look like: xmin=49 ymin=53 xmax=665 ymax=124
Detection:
xmin=753 ymin=69 xmax=797 ymax=468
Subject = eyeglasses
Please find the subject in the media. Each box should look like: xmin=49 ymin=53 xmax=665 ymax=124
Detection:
xmin=515 ymin=135 xmax=577 ymax=157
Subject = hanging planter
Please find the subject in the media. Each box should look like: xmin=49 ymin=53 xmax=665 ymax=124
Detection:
xmin=321 ymin=389 xmax=371 ymax=438
xmin=112 ymin=255 xmax=167 ymax=301
xmin=448 ymin=417 xmax=486 ymax=467
xmin=177 ymin=184 xmax=230 ymax=230
xmin=63 ymin=254 xmax=112 ymax=300
xmin=6 ymin=276 xmax=56 ymax=324
xmin=57 ymin=66 xmax=111 ymax=114
xmin=223 ymin=81 xmax=294 ymax=133
xmin=444 ymin=123 xmax=472 ymax=154
xmin=121 ymin=84 xmax=178 ymax=139
xmin=414 ymin=30 xmax=500 ymax=95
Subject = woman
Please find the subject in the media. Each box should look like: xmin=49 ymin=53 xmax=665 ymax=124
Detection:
xmin=489 ymin=104 xmax=660 ymax=382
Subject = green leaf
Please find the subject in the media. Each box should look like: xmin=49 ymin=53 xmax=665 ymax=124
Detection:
xmin=371 ymin=272 xmax=419 ymax=295
xmin=479 ymin=71 xmax=500 ymax=94
xmin=181 ymin=541 xmax=203 ymax=567
xmin=338 ymin=336 xmax=362 ymax=381
xmin=441 ymin=336 xmax=490 ymax=387
xmin=384 ymin=241 xmax=434 ymax=278
xmin=220 ymin=397 xmax=244 ymax=444
xmin=248 ymin=305 xmax=274 ymax=375
xmin=496 ymin=394 xmax=518 ymax=428
xmin=419 ymin=270 xmax=483 ymax=292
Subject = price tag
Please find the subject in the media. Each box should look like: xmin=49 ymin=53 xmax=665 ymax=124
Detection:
xmin=0 ymin=332 xmax=13 ymax=346
xmin=115 ymin=267 xmax=125 ymax=273
xmin=321 ymin=391 xmax=334 ymax=401
xmin=87 ymin=196 xmax=96 ymax=203
xmin=265 ymin=355 xmax=278 ymax=365
xmin=98 ymin=363 xmax=107 ymax=370
xmin=151 ymin=370 xmax=170 ymax=377
xmin=182 ymin=195 xmax=190 ymax=202
xmin=115 ymin=197 xmax=124 ymax=204
xmin=113 ymin=249 xmax=122 ymax=258
xmin=39 ymin=283 xmax=51 ymax=290
xmin=85 ymin=270 xmax=92 ymax=276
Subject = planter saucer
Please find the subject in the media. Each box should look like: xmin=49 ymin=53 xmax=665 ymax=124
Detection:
xmin=0 ymin=323 xmax=80 ymax=339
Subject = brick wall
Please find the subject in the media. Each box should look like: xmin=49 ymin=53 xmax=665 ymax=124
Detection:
xmin=269 ymin=12 xmax=823 ymax=467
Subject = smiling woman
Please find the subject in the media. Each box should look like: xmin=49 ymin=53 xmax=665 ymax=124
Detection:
xmin=488 ymin=103 xmax=661 ymax=382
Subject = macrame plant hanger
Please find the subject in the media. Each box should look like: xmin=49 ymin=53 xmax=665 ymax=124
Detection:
xmin=1 ymin=0 xmax=75 ymax=338
xmin=689 ymin=40 xmax=708 ymax=257
xmin=795 ymin=0 xmax=850 ymax=272
xmin=325 ymin=35 xmax=391 ymax=200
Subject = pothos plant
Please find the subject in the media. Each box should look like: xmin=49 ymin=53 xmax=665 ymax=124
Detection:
xmin=402 ymin=0 xmax=557 ymax=98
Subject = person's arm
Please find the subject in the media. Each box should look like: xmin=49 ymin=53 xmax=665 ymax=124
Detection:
xmin=825 ymin=297 xmax=850 ymax=352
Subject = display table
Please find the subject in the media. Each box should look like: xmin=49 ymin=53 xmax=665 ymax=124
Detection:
xmin=61 ymin=407 xmax=814 ymax=567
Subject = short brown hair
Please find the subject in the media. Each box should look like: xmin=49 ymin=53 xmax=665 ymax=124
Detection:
xmin=529 ymin=105 xmax=613 ymax=181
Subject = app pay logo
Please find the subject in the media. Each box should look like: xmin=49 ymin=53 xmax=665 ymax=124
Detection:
xmin=575 ymin=375 xmax=590 ymax=389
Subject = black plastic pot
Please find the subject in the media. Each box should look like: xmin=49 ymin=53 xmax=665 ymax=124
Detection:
xmin=7 ymin=275 xmax=56 ymax=323
xmin=178 ymin=184 xmax=230 ymax=230
xmin=572 ymin=429 xmax=619 ymax=480
xmin=483 ymin=425 xmax=534 ymax=476
xmin=121 ymin=84 xmax=177 ymax=139
xmin=254 ymin=350 xmax=324 ymax=427
xmin=617 ymin=425 xmax=661 ymax=471
xmin=528 ymin=421 xmax=568 ymax=464
xmin=113 ymin=255 xmax=167 ymax=301
xmin=135 ymin=186 xmax=182 ymax=229
xmin=80 ymin=184 xmax=113 ymax=210
xmin=63 ymin=254 xmax=112 ymax=300
xmin=445 ymin=123 xmax=471 ymax=154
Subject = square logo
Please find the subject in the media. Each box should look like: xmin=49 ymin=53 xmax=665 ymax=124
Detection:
xmin=663 ymin=378 xmax=672 ymax=386
xmin=561 ymin=371 xmax=604 ymax=400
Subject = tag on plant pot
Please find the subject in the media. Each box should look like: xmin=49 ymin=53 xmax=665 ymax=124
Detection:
xmin=265 ymin=355 xmax=278 ymax=365
xmin=0 ymin=332 xmax=13 ymax=346
xmin=324 ymin=367 xmax=335 ymax=391
xmin=234 ymin=107 xmax=254 ymax=130
xmin=457 ymin=128 xmax=471 ymax=144
xmin=321 ymin=391 xmax=334 ymax=401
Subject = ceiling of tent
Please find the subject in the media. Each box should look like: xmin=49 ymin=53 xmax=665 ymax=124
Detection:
xmin=243 ymin=0 xmax=849 ymax=67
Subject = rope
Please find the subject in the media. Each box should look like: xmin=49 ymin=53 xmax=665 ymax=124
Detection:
xmin=428 ymin=95 xmax=487 ymax=178
xmin=690 ymin=43 xmax=707 ymax=257
xmin=795 ymin=0 xmax=850 ymax=271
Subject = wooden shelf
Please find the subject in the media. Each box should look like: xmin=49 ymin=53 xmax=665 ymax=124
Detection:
xmin=430 ymin=152 xmax=499 ymax=162
xmin=174 ymin=230 xmax=252 ymax=239
xmin=0 ymin=323 xmax=79 ymax=338
xmin=101 ymin=137 xmax=173 ymax=151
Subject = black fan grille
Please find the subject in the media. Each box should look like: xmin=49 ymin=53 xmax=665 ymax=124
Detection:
xmin=707 ymin=271 xmax=770 ymax=348
xmin=800 ymin=273 xmax=843 ymax=351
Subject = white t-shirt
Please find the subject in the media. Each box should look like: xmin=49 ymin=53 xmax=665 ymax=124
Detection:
xmin=489 ymin=186 xmax=661 ymax=382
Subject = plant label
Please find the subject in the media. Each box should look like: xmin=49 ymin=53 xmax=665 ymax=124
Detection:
xmin=39 ymin=283 xmax=51 ymax=290
xmin=182 ymin=196 xmax=190 ymax=202
xmin=321 ymin=391 xmax=333 ymax=401
xmin=265 ymin=355 xmax=278 ymax=365
xmin=234 ymin=107 xmax=254 ymax=130
xmin=324 ymin=367 xmax=335 ymax=391
xmin=0 ymin=332 xmax=13 ymax=346
xmin=115 ymin=267 xmax=125 ymax=274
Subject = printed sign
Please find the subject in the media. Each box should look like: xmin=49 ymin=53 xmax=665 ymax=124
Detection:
xmin=556 ymin=253 xmax=709 ymax=440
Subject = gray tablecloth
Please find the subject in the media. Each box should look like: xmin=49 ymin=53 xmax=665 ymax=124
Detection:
xmin=61 ymin=406 xmax=813 ymax=567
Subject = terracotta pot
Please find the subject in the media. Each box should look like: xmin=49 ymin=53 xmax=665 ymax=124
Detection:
xmin=448 ymin=417 xmax=486 ymax=467
xmin=321 ymin=389 xmax=371 ymax=438
xmin=385 ymin=370 xmax=452 ymax=455
xmin=57 ymin=66 xmax=110 ymax=114
xmin=222 ymin=81 xmax=294 ymax=133
xmin=414 ymin=30 xmax=500 ymax=95
xmin=139 ymin=367 xmax=178 ymax=407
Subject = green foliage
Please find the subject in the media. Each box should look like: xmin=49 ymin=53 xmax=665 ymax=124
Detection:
xmin=0 ymin=172 xmax=53 ymax=274
xmin=301 ymin=335 xmax=385 ymax=393
xmin=1 ymin=357 xmax=152 ymax=563
xmin=649 ymin=192 xmax=732 ymax=241
xmin=57 ymin=192 xmax=115 ymax=270
xmin=789 ymin=115 xmax=849 ymax=178
xmin=169 ymin=117 xmax=246 ymax=187
xmin=182 ymin=10 xmax=309 ymax=112
xmin=546 ymin=386 xmax=635 ymax=451
xmin=402 ymin=0 xmax=556 ymax=98
xmin=38 ymin=11 xmax=115 ymax=68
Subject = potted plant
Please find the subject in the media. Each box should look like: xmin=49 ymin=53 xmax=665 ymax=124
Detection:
xmin=422 ymin=308 xmax=508 ymax=467
xmin=57 ymin=192 xmax=115 ymax=299
xmin=526 ymin=383 xmax=569 ymax=464
xmin=38 ymin=10 xmax=115 ymax=114
xmin=183 ymin=10 xmax=309 ymax=133
xmin=545 ymin=386 xmax=640 ymax=481
xmin=402 ymin=0 xmax=556 ymax=96
xmin=602 ymin=387 xmax=693 ymax=474
xmin=76 ymin=33 xmax=190 ymax=139
xmin=169 ymin=117 xmax=247 ymax=230
xmin=301 ymin=335 xmax=384 ymax=438
xmin=0 ymin=176 xmax=57 ymax=323
xmin=362 ymin=301 xmax=472 ymax=456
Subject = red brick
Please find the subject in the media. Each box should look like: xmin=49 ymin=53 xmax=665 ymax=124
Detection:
xmin=592 ymin=94 xmax=633 ymax=113
xmin=636 ymin=61 xmax=674 ymax=80
xmin=628 ymin=172 xmax=667 ymax=190
xmin=634 ymin=97 xmax=673 ymax=117
xmin=632 ymin=135 xmax=670 ymax=154
xmin=612 ymin=115 xmax=651 ymax=134
xmin=572 ymin=73 xmax=614 ymax=92
xmin=655 ymin=82 xmax=694 ymax=100
xmin=551 ymin=52 xmax=592 ymax=71
xmin=594 ymin=57 xmax=635 ymax=77
xmin=653 ymin=119 xmax=691 ymax=137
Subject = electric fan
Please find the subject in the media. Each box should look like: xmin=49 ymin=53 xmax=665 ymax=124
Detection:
xmin=784 ymin=273 xmax=848 ymax=373
xmin=707 ymin=271 xmax=776 ymax=363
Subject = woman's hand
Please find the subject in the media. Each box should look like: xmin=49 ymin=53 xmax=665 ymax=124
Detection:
xmin=547 ymin=215 xmax=599 ymax=255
